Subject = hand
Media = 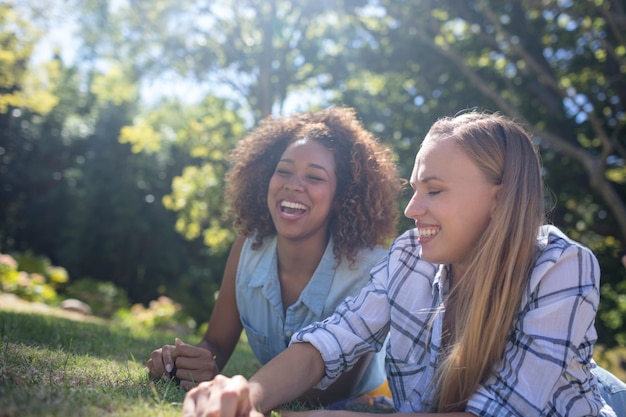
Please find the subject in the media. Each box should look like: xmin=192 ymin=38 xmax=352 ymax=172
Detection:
xmin=183 ymin=375 xmax=264 ymax=417
xmin=172 ymin=338 xmax=220 ymax=391
xmin=146 ymin=343 xmax=177 ymax=382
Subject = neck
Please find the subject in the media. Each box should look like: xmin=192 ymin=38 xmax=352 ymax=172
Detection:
xmin=448 ymin=263 xmax=468 ymax=291
xmin=275 ymin=233 xmax=330 ymax=310
xmin=275 ymin=233 xmax=329 ymax=280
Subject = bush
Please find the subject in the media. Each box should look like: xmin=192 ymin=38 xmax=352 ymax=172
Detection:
xmin=0 ymin=252 xmax=65 ymax=304
xmin=63 ymin=278 xmax=129 ymax=318
xmin=114 ymin=295 xmax=195 ymax=334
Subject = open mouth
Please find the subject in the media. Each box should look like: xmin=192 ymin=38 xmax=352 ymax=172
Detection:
xmin=280 ymin=200 xmax=308 ymax=216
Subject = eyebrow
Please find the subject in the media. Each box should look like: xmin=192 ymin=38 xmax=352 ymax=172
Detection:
xmin=278 ymin=158 xmax=330 ymax=175
xmin=410 ymin=174 xmax=442 ymax=186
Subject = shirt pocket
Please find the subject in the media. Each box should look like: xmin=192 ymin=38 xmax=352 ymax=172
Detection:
xmin=240 ymin=316 xmax=272 ymax=364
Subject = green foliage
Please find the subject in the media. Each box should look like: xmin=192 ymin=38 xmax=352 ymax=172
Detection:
xmin=600 ymin=280 xmax=626 ymax=347
xmin=91 ymin=64 xmax=138 ymax=106
xmin=64 ymin=278 xmax=130 ymax=318
xmin=114 ymin=296 xmax=195 ymax=334
xmin=122 ymin=95 xmax=245 ymax=255
xmin=0 ymin=252 xmax=67 ymax=304
xmin=0 ymin=3 xmax=59 ymax=114
xmin=3 ymin=0 xmax=626 ymax=349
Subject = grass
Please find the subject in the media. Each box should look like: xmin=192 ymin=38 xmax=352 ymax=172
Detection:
xmin=0 ymin=298 xmax=260 ymax=417
xmin=2 ymin=294 xmax=625 ymax=417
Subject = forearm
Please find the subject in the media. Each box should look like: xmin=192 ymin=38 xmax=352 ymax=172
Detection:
xmin=249 ymin=343 xmax=326 ymax=414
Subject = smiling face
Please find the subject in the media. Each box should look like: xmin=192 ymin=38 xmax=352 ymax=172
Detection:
xmin=404 ymin=135 xmax=501 ymax=276
xmin=267 ymin=138 xmax=337 ymax=243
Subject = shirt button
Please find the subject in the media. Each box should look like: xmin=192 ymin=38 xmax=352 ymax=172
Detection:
xmin=285 ymin=331 xmax=293 ymax=339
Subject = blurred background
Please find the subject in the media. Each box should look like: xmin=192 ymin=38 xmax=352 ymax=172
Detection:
xmin=1 ymin=0 xmax=625 ymax=365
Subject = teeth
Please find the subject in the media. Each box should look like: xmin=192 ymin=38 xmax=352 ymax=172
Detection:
xmin=281 ymin=201 xmax=307 ymax=210
xmin=417 ymin=227 xmax=439 ymax=237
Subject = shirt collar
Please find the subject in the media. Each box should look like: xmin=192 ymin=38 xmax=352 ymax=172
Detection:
xmin=246 ymin=236 xmax=336 ymax=317
xmin=432 ymin=263 xmax=449 ymax=301
xmin=297 ymin=239 xmax=336 ymax=316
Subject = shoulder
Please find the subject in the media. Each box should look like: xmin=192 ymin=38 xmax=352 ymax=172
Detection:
xmin=236 ymin=234 xmax=277 ymax=284
xmin=530 ymin=225 xmax=600 ymax=288
xmin=535 ymin=225 xmax=598 ymax=269
xmin=240 ymin=233 xmax=276 ymax=258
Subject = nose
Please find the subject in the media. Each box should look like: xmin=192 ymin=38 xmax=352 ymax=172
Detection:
xmin=284 ymin=177 xmax=304 ymax=192
xmin=404 ymin=191 xmax=426 ymax=219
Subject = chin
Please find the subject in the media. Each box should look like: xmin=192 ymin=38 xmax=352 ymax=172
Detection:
xmin=419 ymin=250 xmax=442 ymax=265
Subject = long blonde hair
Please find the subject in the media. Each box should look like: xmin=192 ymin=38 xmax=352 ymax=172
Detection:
xmin=430 ymin=112 xmax=545 ymax=411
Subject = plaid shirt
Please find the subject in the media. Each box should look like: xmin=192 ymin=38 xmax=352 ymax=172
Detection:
xmin=293 ymin=225 xmax=616 ymax=416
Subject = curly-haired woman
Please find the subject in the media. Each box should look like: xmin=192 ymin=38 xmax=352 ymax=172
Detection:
xmin=146 ymin=107 xmax=402 ymax=405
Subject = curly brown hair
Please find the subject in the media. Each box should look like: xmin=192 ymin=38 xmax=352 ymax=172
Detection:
xmin=224 ymin=107 xmax=402 ymax=264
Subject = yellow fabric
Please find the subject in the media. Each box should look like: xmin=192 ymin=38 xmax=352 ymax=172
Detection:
xmin=361 ymin=378 xmax=392 ymax=398
xmin=324 ymin=380 xmax=393 ymax=412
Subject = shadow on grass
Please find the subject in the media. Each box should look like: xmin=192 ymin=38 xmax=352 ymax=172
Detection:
xmin=0 ymin=310 xmax=177 ymax=362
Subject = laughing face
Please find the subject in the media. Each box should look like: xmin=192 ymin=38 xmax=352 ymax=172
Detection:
xmin=267 ymin=138 xmax=337 ymax=243
xmin=404 ymin=136 xmax=500 ymax=275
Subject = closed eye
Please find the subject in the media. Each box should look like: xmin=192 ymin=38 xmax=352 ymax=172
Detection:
xmin=275 ymin=168 xmax=292 ymax=175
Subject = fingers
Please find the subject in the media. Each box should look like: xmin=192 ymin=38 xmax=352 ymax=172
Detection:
xmin=146 ymin=345 xmax=176 ymax=380
xmin=147 ymin=348 xmax=165 ymax=378
xmin=149 ymin=340 xmax=219 ymax=386
xmin=180 ymin=379 xmax=198 ymax=391
xmin=161 ymin=344 xmax=176 ymax=374
xmin=172 ymin=343 xmax=219 ymax=385
xmin=175 ymin=353 xmax=218 ymax=375
xmin=183 ymin=382 xmax=210 ymax=417
xmin=182 ymin=375 xmax=256 ymax=417
xmin=173 ymin=341 xmax=213 ymax=360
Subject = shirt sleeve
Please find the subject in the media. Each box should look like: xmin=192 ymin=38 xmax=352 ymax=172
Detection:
xmin=291 ymin=257 xmax=392 ymax=390
xmin=466 ymin=235 xmax=604 ymax=416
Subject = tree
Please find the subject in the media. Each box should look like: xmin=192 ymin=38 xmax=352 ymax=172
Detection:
xmin=63 ymin=0 xmax=381 ymax=120
xmin=0 ymin=2 xmax=61 ymax=251
xmin=0 ymin=3 xmax=58 ymax=115
xmin=8 ymin=0 xmax=626 ymax=343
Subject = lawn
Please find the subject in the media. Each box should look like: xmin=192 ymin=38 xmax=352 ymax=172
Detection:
xmin=0 ymin=294 xmax=260 ymax=417
xmin=2 ymin=293 xmax=625 ymax=417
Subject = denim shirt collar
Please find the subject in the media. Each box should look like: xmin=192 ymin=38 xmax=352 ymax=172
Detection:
xmin=247 ymin=237 xmax=336 ymax=317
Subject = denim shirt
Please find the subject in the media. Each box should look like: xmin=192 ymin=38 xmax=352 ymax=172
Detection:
xmin=235 ymin=235 xmax=388 ymax=395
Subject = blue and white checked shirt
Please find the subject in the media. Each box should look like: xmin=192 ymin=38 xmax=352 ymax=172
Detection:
xmin=293 ymin=225 xmax=616 ymax=416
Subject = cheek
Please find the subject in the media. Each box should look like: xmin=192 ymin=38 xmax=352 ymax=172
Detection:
xmin=267 ymin=176 xmax=281 ymax=194
xmin=457 ymin=204 xmax=493 ymax=244
xmin=266 ymin=178 xmax=281 ymax=207
xmin=309 ymin=187 xmax=334 ymax=214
